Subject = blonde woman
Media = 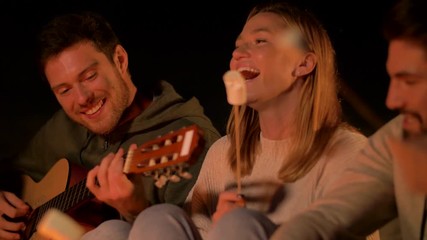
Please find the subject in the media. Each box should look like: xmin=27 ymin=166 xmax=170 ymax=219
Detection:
xmin=82 ymin=2 xmax=373 ymax=240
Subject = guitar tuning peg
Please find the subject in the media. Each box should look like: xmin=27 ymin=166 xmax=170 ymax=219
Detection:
xmin=179 ymin=171 xmax=192 ymax=179
xmin=163 ymin=167 xmax=171 ymax=177
xmin=169 ymin=175 xmax=181 ymax=183
xmin=155 ymin=175 xmax=168 ymax=188
xmin=152 ymin=170 xmax=159 ymax=180
xmin=160 ymin=156 xmax=168 ymax=163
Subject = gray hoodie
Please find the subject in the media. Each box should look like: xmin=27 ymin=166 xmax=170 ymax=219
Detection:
xmin=14 ymin=80 xmax=220 ymax=210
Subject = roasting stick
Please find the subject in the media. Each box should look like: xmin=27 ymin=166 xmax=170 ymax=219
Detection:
xmin=223 ymin=70 xmax=247 ymax=194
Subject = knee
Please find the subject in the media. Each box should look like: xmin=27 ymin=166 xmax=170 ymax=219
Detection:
xmin=130 ymin=204 xmax=193 ymax=240
xmin=209 ymin=208 xmax=276 ymax=240
xmin=81 ymin=220 xmax=131 ymax=240
xmin=135 ymin=203 xmax=184 ymax=224
xmin=219 ymin=208 xmax=261 ymax=226
xmin=98 ymin=219 xmax=131 ymax=229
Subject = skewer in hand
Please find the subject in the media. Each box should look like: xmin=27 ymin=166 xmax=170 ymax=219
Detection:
xmin=223 ymin=70 xmax=247 ymax=194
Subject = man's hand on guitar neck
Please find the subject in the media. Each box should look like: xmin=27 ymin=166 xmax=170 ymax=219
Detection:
xmin=86 ymin=144 xmax=149 ymax=223
xmin=0 ymin=191 xmax=30 ymax=240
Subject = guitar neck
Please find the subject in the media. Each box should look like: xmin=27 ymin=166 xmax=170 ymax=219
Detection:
xmin=39 ymin=179 xmax=92 ymax=214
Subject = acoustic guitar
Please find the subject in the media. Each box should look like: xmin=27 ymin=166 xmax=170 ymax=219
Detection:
xmin=20 ymin=124 xmax=203 ymax=240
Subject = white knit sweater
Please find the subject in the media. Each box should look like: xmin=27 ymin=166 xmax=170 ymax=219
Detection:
xmin=186 ymin=127 xmax=367 ymax=239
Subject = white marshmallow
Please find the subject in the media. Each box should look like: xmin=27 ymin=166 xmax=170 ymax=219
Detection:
xmin=223 ymin=70 xmax=247 ymax=105
xmin=37 ymin=208 xmax=85 ymax=240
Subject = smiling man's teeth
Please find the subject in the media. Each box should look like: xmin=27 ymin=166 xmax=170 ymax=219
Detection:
xmin=85 ymin=100 xmax=103 ymax=115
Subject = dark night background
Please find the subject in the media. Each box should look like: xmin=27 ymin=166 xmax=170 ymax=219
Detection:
xmin=0 ymin=0 xmax=398 ymax=161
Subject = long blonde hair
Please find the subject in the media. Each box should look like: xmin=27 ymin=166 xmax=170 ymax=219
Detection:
xmin=227 ymin=2 xmax=343 ymax=182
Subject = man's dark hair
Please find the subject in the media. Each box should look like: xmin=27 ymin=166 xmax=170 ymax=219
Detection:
xmin=383 ymin=0 xmax=427 ymax=50
xmin=37 ymin=11 xmax=121 ymax=79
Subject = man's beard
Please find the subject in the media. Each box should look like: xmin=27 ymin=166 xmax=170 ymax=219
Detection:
xmin=401 ymin=110 xmax=426 ymax=140
xmin=81 ymin=79 xmax=130 ymax=135
xmin=402 ymin=118 xmax=427 ymax=140
xmin=403 ymin=128 xmax=427 ymax=140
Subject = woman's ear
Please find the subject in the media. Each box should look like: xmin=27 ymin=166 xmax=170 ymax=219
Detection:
xmin=295 ymin=52 xmax=317 ymax=77
xmin=114 ymin=44 xmax=128 ymax=75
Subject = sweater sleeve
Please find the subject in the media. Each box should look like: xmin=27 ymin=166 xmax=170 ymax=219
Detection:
xmin=189 ymin=137 xmax=229 ymax=239
xmin=314 ymin=129 xmax=368 ymax=199
xmin=271 ymin=119 xmax=400 ymax=239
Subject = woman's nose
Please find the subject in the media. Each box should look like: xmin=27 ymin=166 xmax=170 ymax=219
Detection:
xmin=232 ymin=45 xmax=250 ymax=61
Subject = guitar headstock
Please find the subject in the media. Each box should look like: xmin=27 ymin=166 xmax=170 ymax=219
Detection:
xmin=123 ymin=125 xmax=203 ymax=188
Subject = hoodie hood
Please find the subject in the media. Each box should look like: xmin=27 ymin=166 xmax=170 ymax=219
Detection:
xmin=126 ymin=80 xmax=213 ymax=134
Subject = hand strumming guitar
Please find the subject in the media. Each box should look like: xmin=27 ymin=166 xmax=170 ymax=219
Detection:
xmin=0 ymin=191 xmax=30 ymax=239
xmin=86 ymin=144 xmax=148 ymax=223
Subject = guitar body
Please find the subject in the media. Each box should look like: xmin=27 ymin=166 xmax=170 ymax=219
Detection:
xmin=22 ymin=159 xmax=70 ymax=216
xmin=22 ymin=159 xmax=69 ymax=240
xmin=21 ymin=159 xmax=119 ymax=240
